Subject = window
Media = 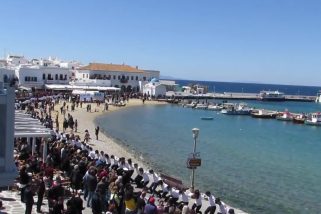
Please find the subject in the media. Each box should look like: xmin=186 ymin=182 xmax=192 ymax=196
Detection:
xmin=86 ymin=74 xmax=89 ymax=78
xmin=43 ymin=74 xmax=46 ymax=80
xmin=55 ymin=74 xmax=58 ymax=80
xmin=83 ymin=74 xmax=85 ymax=78
xmin=60 ymin=74 xmax=63 ymax=80
xmin=143 ymin=76 xmax=146 ymax=81
xmin=113 ymin=75 xmax=116 ymax=80
xmin=131 ymin=76 xmax=133 ymax=80
xmin=64 ymin=75 xmax=67 ymax=80
xmin=127 ymin=76 xmax=129 ymax=80
xmin=136 ymin=76 xmax=138 ymax=81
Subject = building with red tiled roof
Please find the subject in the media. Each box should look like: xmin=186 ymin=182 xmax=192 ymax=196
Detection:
xmin=76 ymin=62 xmax=160 ymax=92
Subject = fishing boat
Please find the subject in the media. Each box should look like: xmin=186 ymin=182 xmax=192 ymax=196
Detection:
xmin=292 ymin=114 xmax=306 ymax=124
xmin=251 ymin=109 xmax=277 ymax=119
xmin=305 ymin=113 xmax=321 ymax=126
xmin=276 ymin=110 xmax=293 ymax=121
xmin=221 ymin=103 xmax=252 ymax=115
xmin=201 ymin=117 xmax=213 ymax=120
xmin=259 ymin=90 xmax=285 ymax=101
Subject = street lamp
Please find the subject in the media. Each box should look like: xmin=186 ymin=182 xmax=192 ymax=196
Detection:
xmin=190 ymin=128 xmax=200 ymax=192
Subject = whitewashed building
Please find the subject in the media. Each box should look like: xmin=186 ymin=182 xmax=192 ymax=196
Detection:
xmin=0 ymin=82 xmax=18 ymax=187
xmin=15 ymin=65 xmax=73 ymax=89
xmin=6 ymin=55 xmax=29 ymax=66
xmin=76 ymin=63 xmax=160 ymax=92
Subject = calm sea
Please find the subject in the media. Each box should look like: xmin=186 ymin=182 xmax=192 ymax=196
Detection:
xmin=96 ymin=99 xmax=321 ymax=214
xmin=175 ymin=80 xmax=321 ymax=95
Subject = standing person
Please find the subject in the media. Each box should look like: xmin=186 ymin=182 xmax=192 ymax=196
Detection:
xmin=192 ymin=189 xmax=202 ymax=214
xmin=91 ymin=190 xmax=102 ymax=214
xmin=95 ymin=126 xmax=100 ymax=141
xmin=204 ymin=191 xmax=216 ymax=214
xmin=136 ymin=191 xmax=147 ymax=214
xmin=75 ymin=119 xmax=78 ymax=132
xmin=86 ymin=169 xmax=97 ymax=207
xmin=24 ymin=184 xmax=34 ymax=214
xmin=19 ymin=166 xmax=30 ymax=202
xmin=36 ymin=175 xmax=46 ymax=213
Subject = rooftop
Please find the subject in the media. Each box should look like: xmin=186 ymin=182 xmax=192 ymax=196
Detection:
xmin=79 ymin=63 xmax=145 ymax=73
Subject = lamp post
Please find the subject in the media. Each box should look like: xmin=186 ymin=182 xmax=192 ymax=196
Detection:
xmin=190 ymin=128 xmax=199 ymax=192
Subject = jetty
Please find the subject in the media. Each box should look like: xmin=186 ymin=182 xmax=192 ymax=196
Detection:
xmin=165 ymin=92 xmax=316 ymax=102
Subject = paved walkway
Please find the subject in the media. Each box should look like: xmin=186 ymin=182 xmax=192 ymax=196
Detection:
xmin=0 ymin=189 xmax=93 ymax=214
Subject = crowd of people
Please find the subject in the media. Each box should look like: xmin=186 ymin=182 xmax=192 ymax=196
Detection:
xmin=12 ymin=93 xmax=236 ymax=214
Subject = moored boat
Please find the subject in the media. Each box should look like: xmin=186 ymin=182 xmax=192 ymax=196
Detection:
xmin=251 ymin=109 xmax=277 ymax=119
xmin=305 ymin=113 xmax=321 ymax=126
xmin=183 ymin=102 xmax=197 ymax=108
xmin=276 ymin=110 xmax=293 ymax=121
xmin=292 ymin=114 xmax=306 ymax=124
xmin=207 ymin=104 xmax=223 ymax=111
xmin=259 ymin=90 xmax=285 ymax=101
xmin=195 ymin=103 xmax=208 ymax=110
xmin=221 ymin=103 xmax=252 ymax=115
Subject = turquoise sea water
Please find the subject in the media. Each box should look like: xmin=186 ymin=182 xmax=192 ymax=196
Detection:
xmin=95 ymin=101 xmax=321 ymax=214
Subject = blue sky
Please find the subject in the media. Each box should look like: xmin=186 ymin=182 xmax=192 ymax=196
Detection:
xmin=0 ymin=0 xmax=320 ymax=86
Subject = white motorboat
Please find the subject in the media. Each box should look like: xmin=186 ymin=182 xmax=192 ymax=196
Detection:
xmin=221 ymin=103 xmax=252 ymax=115
xmin=183 ymin=102 xmax=197 ymax=108
xmin=259 ymin=90 xmax=285 ymax=101
xmin=305 ymin=113 xmax=321 ymax=126
xmin=207 ymin=104 xmax=223 ymax=111
xmin=195 ymin=103 xmax=208 ymax=110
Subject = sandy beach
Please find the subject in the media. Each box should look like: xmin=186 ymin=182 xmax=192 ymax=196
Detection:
xmin=53 ymin=98 xmax=166 ymax=171
xmin=51 ymin=98 xmax=246 ymax=214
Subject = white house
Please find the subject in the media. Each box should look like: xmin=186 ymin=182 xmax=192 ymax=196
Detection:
xmin=0 ymin=82 xmax=18 ymax=187
xmin=6 ymin=55 xmax=29 ymax=66
xmin=76 ymin=63 xmax=160 ymax=92
xmin=16 ymin=65 xmax=73 ymax=89
xmin=143 ymin=79 xmax=167 ymax=97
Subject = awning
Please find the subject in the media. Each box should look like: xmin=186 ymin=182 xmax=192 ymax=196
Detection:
xmin=45 ymin=84 xmax=120 ymax=91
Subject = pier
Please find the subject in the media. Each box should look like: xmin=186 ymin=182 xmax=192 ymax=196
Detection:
xmin=165 ymin=92 xmax=316 ymax=102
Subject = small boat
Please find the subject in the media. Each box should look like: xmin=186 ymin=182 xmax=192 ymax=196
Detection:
xmin=292 ymin=114 xmax=306 ymax=124
xmin=183 ymin=102 xmax=197 ymax=108
xmin=251 ymin=109 xmax=277 ymax=119
xmin=276 ymin=110 xmax=293 ymax=121
xmin=221 ymin=103 xmax=252 ymax=115
xmin=195 ymin=103 xmax=208 ymax=110
xmin=201 ymin=117 xmax=213 ymax=120
xmin=305 ymin=113 xmax=321 ymax=126
xmin=258 ymin=90 xmax=285 ymax=101
xmin=207 ymin=104 xmax=223 ymax=111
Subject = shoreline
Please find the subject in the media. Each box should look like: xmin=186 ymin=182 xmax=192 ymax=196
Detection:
xmin=58 ymin=98 xmax=247 ymax=214
xmin=63 ymin=99 xmax=166 ymax=172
